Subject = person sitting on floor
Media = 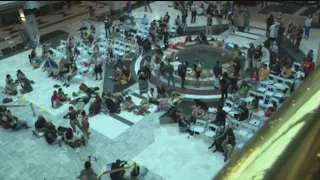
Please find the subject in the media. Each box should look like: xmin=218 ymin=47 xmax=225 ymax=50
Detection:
xmin=16 ymin=70 xmax=30 ymax=83
xmin=64 ymin=128 xmax=86 ymax=147
xmin=56 ymin=58 xmax=70 ymax=80
xmin=120 ymin=65 xmax=131 ymax=82
xmin=89 ymin=95 xmax=102 ymax=116
xmin=238 ymin=81 xmax=249 ymax=97
xmin=234 ymin=102 xmax=249 ymax=121
xmin=77 ymin=161 xmax=97 ymax=180
xmin=63 ymin=65 xmax=78 ymax=87
xmin=20 ymin=77 xmax=33 ymax=94
xmin=44 ymin=121 xmax=62 ymax=146
xmin=189 ymin=100 xmax=208 ymax=123
xmin=258 ymin=64 xmax=270 ymax=80
xmin=58 ymin=88 xmax=70 ymax=102
xmin=29 ymin=47 xmax=43 ymax=67
xmin=103 ymin=93 xmax=121 ymax=114
xmin=1 ymin=110 xmax=30 ymax=131
xmin=35 ymin=116 xmax=47 ymax=133
xmin=51 ymin=91 xmax=63 ymax=108
xmin=122 ymin=96 xmax=136 ymax=112
xmin=4 ymin=75 xmax=18 ymax=95
xmin=157 ymin=83 xmax=167 ymax=98
xmin=155 ymin=97 xmax=170 ymax=112
xmin=148 ymin=88 xmax=159 ymax=105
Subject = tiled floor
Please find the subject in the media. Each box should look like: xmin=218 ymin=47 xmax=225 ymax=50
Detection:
xmin=0 ymin=1 xmax=319 ymax=180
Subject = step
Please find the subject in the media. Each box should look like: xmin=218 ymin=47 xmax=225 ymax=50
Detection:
xmin=233 ymin=31 xmax=261 ymax=40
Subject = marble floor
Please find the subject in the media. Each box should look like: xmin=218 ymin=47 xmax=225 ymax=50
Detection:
xmin=0 ymin=1 xmax=319 ymax=180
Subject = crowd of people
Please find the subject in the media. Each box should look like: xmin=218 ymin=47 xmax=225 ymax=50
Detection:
xmin=0 ymin=1 xmax=317 ymax=179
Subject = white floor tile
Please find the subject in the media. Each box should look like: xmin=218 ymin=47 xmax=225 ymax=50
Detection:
xmin=89 ymin=113 xmax=130 ymax=139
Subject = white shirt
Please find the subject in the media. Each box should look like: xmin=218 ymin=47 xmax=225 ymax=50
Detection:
xmin=64 ymin=132 xmax=82 ymax=143
xmin=269 ymin=24 xmax=279 ymax=38
xmin=191 ymin=4 xmax=197 ymax=12
xmin=305 ymin=18 xmax=312 ymax=27
xmin=269 ymin=44 xmax=279 ymax=54
xmin=141 ymin=16 xmax=148 ymax=25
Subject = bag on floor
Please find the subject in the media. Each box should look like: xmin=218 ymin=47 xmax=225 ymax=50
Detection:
xmin=2 ymin=98 xmax=13 ymax=104
xmin=120 ymin=79 xmax=128 ymax=85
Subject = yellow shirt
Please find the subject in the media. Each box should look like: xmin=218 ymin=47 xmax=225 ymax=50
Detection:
xmin=282 ymin=67 xmax=292 ymax=77
xmin=259 ymin=68 xmax=270 ymax=79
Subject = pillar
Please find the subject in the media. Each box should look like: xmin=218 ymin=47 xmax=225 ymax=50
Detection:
xmin=19 ymin=9 xmax=39 ymax=42
xmin=316 ymin=42 xmax=320 ymax=68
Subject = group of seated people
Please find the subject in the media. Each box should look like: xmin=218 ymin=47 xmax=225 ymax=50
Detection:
xmin=0 ymin=105 xmax=31 ymax=130
xmin=34 ymin=115 xmax=88 ymax=147
xmin=4 ymin=70 xmax=33 ymax=95
xmin=111 ymin=64 xmax=132 ymax=84
xmin=51 ymin=88 xmax=70 ymax=109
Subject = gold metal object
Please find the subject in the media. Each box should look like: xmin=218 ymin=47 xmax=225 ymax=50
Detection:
xmin=97 ymin=161 xmax=137 ymax=179
xmin=214 ymin=66 xmax=320 ymax=180
xmin=2 ymin=103 xmax=36 ymax=116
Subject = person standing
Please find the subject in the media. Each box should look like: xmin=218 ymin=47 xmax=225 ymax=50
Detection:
xmin=63 ymin=106 xmax=78 ymax=133
xmin=104 ymin=17 xmax=112 ymax=37
xmin=144 ymin=1 xmax=152 ymax=12
xmin=191 ymin=3 xmax=197 ymax=23
xmin=126 ymin=1 xmax=132 ymax=16
xmin=216 ymin=7 xmax=223 ymax=29
xmin=220 ymin=72 xmax=230 ymax=100
xmin=277 ymin=22 xmax=285 ymax=45
xmin=304 ymin=15 xmax=313 ymax=40
xmin=206 ymin=15 xmax=213 ymax=37
xmin=295 ymin=25 xmax=304 ymax=50
xmin=213 ymin=61 xmax=223 ymax=89
xmin=232 ymin=5 xmax=240 ymax=30
xmin=223 ymin=1 xmax=231 ymax=19
xmin=246 ymin=43 xmax=255 ymax=71
xmin=266 ymin=14 xmax=274 ymax=37
xmin=253 ymin=45 xmax=263 ymax=70
xmin=269 ymin=22 xmax=279 ymax=42
xmin=165 ymin=59 xmax=175 ymax=89
xmin=260 ymin=1 xmax=268 ymax=8
xmin=193 ymin=58 xmax=202 ymax=87
xmin=178 ymin=61 xmax=189 ymax=89
xmin=287 ymin=21 xmax=297 ymax=45
xmin=243 ymin=8 xmax=251 ymax=31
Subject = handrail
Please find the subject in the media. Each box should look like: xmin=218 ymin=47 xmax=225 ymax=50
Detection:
xmin=2 ymin=103 xmax=36 ymax=116
xmin=96 ymin=161 xmax=137 ymax=179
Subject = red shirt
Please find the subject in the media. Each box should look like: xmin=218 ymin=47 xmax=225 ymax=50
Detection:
xmin=251 ymin=74 xmax=259 ymax=81
xmin=51 ymin=94 xmax=61 ymax=107
xmin=137 ymin=38 xmax=143 ymax=47
xmin=88 ymin=35 xmax=94 ymax=43
xmin=301 ymin=58 xmax=315 ymax=73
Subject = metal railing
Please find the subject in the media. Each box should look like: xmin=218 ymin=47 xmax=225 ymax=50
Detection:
xmin=2 ymin=102 xmax=36 ymax=116
xmin=96 ymin=161 xmax=137 ymax=179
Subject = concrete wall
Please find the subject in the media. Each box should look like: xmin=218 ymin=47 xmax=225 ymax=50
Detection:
xmin=24 ymin=1 xmax=61 ymax=9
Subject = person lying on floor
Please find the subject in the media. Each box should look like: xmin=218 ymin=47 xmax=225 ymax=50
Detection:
xmin=79 ymin=83 xmax=100 ymax=96
xmin=1 ymin=110 xmax=31 ymax=130
xmin=89 ymin=95 xmax=102 ymax=116
xmin=147 ymin=88 xmax=159 ymax=105
xmin=64 ymin=128 xmax=86 ymax=147
xmin=51 ymin=91 xmax=63 ymax=109
xmin=122 ymin=96 xmax=136 ymax=112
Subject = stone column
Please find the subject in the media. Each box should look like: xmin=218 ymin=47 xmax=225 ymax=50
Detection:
xmin=19 ymin=9 xmax=39 ymax=42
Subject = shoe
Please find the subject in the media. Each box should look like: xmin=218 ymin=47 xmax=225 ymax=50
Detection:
xmin=224 ymin=154 xmax=228 ymax=162
xmin=213 ymin=149 xmax=217 ymax=153
xmin=66 ymin=85 xmax=70 ymax=88
xmin=208 ymin=146 xmax=212 ymax=149
xmin=63 ymin=83 xmax=67 ymax=86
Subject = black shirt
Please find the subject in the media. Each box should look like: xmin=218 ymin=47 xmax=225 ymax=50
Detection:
xmin=105 ymin=98 xmax=117 ymax=113
xmin=122 ymin=69 xmax=130 ymax=77
xmin=207 ymin=17 xmax=212 ymax=26
xmin=254 ymin=49 xmax=262 ymax=60
xmin=247 ymin=47 xmax=255 ymax=59
xmin=213 ymin=65 xmax=222 ymax=77
xmin=35 ymin=119 xmax=46 ymax=129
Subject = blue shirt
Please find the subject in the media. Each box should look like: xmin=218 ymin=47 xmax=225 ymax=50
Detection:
xmin=83 ymin=21 xmax=89 ymax=28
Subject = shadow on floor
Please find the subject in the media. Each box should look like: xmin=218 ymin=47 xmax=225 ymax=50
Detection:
xmin=0 ymin=30 xmax=69 ymax=61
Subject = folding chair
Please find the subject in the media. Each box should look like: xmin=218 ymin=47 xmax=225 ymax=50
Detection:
xmin=5 ymin=36 xmax=17 ymax=49
xmin=223 ymin=100 xmax=234 ymax=113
